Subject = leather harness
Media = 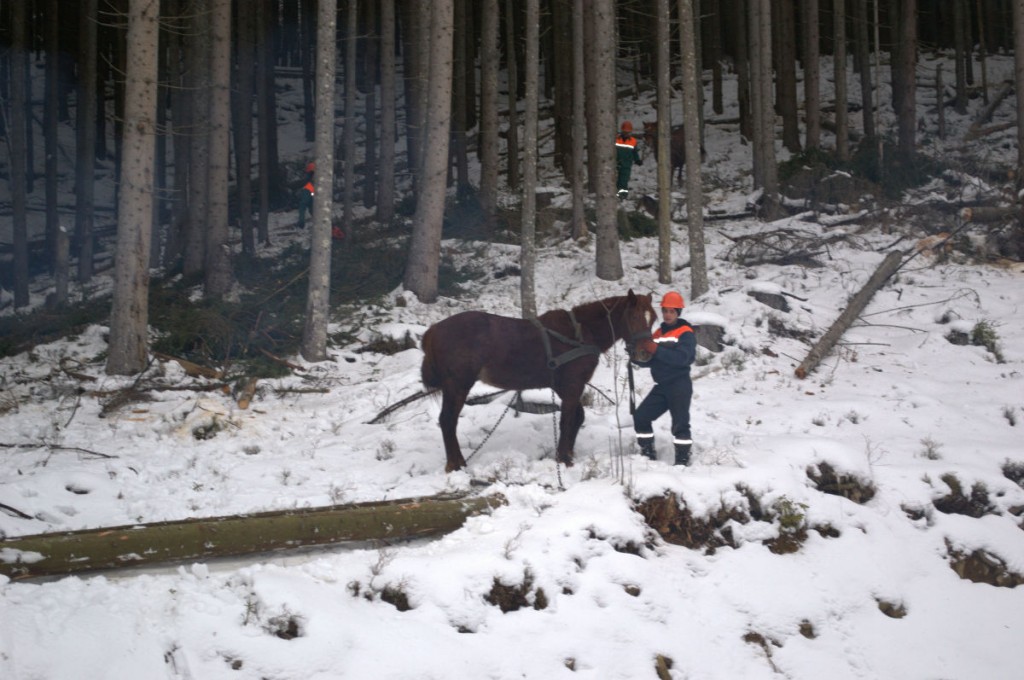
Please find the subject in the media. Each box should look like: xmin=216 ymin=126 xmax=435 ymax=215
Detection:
xmin=531 ymin=311 xmax=600 ymax=370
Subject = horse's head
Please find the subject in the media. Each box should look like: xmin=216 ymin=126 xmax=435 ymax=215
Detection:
xmin=622 ymin=289 xmax=655 ymax=362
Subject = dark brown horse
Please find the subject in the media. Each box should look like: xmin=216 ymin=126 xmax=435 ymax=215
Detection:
xmin=421 ymin=291 xmax=655 ymax=472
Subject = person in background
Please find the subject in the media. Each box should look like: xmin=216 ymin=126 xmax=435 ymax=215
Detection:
xmin=631 ymin=290 xmax=696 ymax=465
xmin=297 ymin=161 xmax=315 ymax=229
xmin=615 ymin=121 xmax=642 ymax=199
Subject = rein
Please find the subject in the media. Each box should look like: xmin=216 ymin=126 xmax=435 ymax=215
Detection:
xmin=530 ymin=310 xmax=600 ymax=370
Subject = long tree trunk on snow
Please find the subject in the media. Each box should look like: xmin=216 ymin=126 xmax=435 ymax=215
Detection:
xmin=404 ymin=0 xmax=454 ymax=303
xmin=520 ymin=0 xmax=539 ymax=319
xmin=106 ymin=0 xmax=160 ymax=376
xmin=302 ymin=0 xmax=338 ymax=362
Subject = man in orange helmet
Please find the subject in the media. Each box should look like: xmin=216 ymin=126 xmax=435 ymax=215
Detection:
xmin=631 ymin=290 xmax=696 ymax=465
xmin=297 ymin=161 xmax=315 ymax=229
xmin=615 ymin=121 xmax=642 ymax=198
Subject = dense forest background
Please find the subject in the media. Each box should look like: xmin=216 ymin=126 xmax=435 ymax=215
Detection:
xmin=1 ymin=0 xmax=1022 ymax=373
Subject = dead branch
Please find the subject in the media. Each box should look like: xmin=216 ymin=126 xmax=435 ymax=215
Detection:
xmin=258 ymin=347 xmax=305 ymax=372
xmin=0 ymin=501 xmax=34 ymax=520
xmin=965 ymin=81 xmax=1013 ymax=139
xmin=795 ymin=250 xmax=904 ymax=379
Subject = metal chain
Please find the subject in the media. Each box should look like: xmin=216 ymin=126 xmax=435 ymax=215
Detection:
xmin=465 ymin=393 xmax=517 ymax=462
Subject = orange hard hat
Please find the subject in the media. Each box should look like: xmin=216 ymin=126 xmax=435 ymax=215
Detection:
xmin=660 ymin=291 xmax=684 ymax=309
xmin=621 ymin=120 xmax=633 ymax=132
xmin=305 ymin=161 xmax=316 ymax=173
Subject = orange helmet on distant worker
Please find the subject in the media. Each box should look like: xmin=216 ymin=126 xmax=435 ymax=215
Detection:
xmin=621 ymin=120 xmax=633 ymax=132
xmin=305 ymin=161 xmax=316 ymax=173
xmin=660 ymin=291 xmax=684 ymax=310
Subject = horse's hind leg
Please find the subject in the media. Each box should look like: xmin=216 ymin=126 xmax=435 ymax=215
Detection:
xmin=439 ymin=386 xmax=470 ymax=472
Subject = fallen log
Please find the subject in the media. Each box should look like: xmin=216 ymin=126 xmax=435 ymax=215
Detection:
xmin=795 ymin=250 xmax=904 ymax=379
xmin=0 ymin=492 xmax=505 ymax=580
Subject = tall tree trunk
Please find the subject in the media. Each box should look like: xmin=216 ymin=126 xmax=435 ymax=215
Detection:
xmin=896 ymin=0 xmax=918 ymax=163
xmin=854 ymin=0 xmax=875 ymax=141
xmin=404 ymin=0 xmax=454 ymax=303
xmin=362 ymin=0 xmax=378 ymax=209
xmin=505 ymin=0 xmax=521 ymax=192
xmin=205 ymin=0 xmax=233 ymax=298
xmin=377 ymin=0 xmax=397 ymax=223
xmin=680 ymin=0 xmax=707 ymax=299
xmin=107 ymin=0 xmax=160 ymax=376
xmin=184 ymin=0 xmax=210 ymax=277
xmin=46 ymin=0 xmax=68 ymax=304
xmin=750 ymin=0 xmax=781 ymax=219
xmin=342 ymin=0 xmax=358 ymax=236
xmin=656 ymin=0 xmax=672 ymax=284
xmin=954 ymin=0 xmax=969 ymax=114
xmin=301 ymin=0 xmax=338 ymax=362
xmin=301 ymin=0 xmax=315 ymax=142
xmin=235 ymin=1 xmax=256 ymax=255
xmin=76 ymin=0 xmax=99 ymax=285
xmin=552 ymin=0 xmax=573 ymax=171
xmin=520 ymin=0 xmax=539 ymax=318
xmin=479 ymin=0 xmax=500 ymax=218
xmin=803 ymin=0 xmax=821 ymax=150
xmin=710 ymin=0 xmax=723 ymax=115
xmin=775 ymin=0 xmax=801 ymax=153
xmin=400 ymin=0 xmax=426 ymax=187
xmin=9 ymin=0 xmax=30 ymax=309
xmin=591 ymin=0 xmax=622 ymax=281
xmin=1014 ymin=0 xmax=1024 ymax=192
xmin=734 ymin=0 xmax=752 ymax=141
xmin=834 ymin=0 xmax=850 ymax=161
xmin=569 ymin=0 xmax=588 ymax=241
xmin=452 ymin=0 xmax=471 ymax=200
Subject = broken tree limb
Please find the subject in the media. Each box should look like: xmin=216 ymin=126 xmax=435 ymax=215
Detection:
xmin=795 ymin=250 xmax=904 ymax=379
xmin=0 ymin=492 xmax=506 ymax=580
xmin=966 ymin=80 xmax=1013 ymax=138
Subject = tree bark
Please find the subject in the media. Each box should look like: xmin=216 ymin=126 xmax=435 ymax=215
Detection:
xmin=895 ymin=0 xmax=918 ymax=163
xmin=106 ymin=0 xmax=160 ymax=376
xmin=479 ymin=0 xmax=500 ymax=217
xmin=592 ymin=0 xmax=623 ymax=281
xmin=301 ymin=0 xmax=338 ymax=362
xmin=569 ymin=0 xmax=588 ymax=241
xmin=803 ymin=0 xmax=821 ymax=150
xmin=342 ymin=0 xmax=358 ymax=235
xmin=505 ymin=0 xmax=521 ymax=192
xmin=520 ymin=0 xmax=539 ymax=318
xmin=205 ymin=0 xmax=233 ymax=298
xmin=377 ymin=0 xmax=397 ymax=223
xmin=184 ymin=0 xmax=211 ymax=278
xmin=76 ymin=0 xmax=99 ymax=284
xmin=9 ymin=0 xmax=29 ymax=309
xmin=0 ymin=493 xmax=506 ymax=580
xmin=404 ymin=0 xmax=454 ymax=303
xmin=679 ymin=0 xmax=708 ymax=299
xmin=656 ymin=0 xmax=672 ymax=284
xmin=234 ymin=2 xmax=256 ymax=255
xmin=834 ymin=0 xmax=850 ymax=161
xmin=795 ymin=250 xmax=903 ymax=379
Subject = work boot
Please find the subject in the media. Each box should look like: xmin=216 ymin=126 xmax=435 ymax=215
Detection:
xmin=637 ymin=438 xmax=656 ymax=461
xmin=673 ymin=443 xmax=691 ymax=466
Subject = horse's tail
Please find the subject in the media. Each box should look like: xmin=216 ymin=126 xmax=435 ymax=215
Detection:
xmin=420 ymin=326 xmax=442 ymax=391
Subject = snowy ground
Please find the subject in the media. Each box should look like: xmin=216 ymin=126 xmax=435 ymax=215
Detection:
xmin=2 ymin=51 xmax=1024 ymax=680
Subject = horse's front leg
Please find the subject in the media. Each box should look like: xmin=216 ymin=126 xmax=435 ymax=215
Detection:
xmin=556 ymin=397 xmax=585 ymax=466
xmin=439 ymin=386 xmax=470 ymax=472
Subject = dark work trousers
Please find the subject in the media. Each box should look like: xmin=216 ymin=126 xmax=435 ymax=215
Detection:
xmin=633 ymin=377 xmax=692 ymax=444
